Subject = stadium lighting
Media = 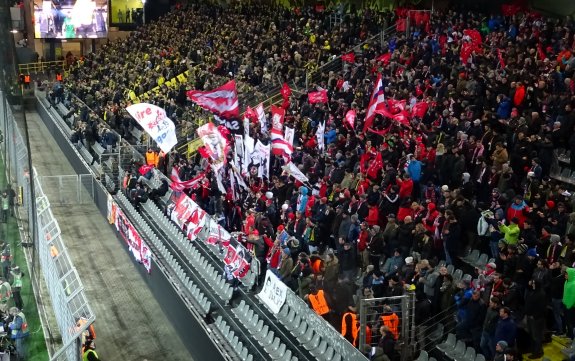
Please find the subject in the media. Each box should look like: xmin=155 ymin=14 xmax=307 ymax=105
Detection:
xmin=141 ymin=0 xmax=146 ymax=24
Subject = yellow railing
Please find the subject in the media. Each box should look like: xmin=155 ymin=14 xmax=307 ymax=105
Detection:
xmin=18 ymin=60 xmax=65 ymax=75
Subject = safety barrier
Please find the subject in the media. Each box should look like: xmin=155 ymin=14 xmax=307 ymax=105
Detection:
xmin=358 ymin=292 xmax=416 ymax=361
xmin=18 ymin=61 xmax=65 ymax=76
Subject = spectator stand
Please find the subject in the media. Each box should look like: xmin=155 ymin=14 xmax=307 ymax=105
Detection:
xmin=358 ymin=292 xmax=417 ymax=361
xmin=551 ymin=147 xmax=575 ymax=186
xmin=304 ymin=24 xmax=396 ymax=91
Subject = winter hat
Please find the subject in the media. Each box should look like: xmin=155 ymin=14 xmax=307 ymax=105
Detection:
xmin=486 ymin=262 xmax=497 ymax=270
xmin=281 ymin=203 xmax=289 ymax=211
xmin=265 ymin=191 xmax=273 ymax=199
xmin=405 ymin=257 xmax=414 ymax=265
xmin=546 ymin=200 xmax=555 ymax=209
xmin=527 ymin=248 xmax=539 ymax=258
xmin=497 ymin=340 xmax=508 ymax=349
xmin=550 ymin=234 xmax=561 ymax=244
xmin=441 ymin=185 xmax=450 ymax=192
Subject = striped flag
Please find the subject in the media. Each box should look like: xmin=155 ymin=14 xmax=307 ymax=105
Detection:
xmin=187 ymin=80 xmax=240 ymax=119
xmin=363 ymin=73 xmax=386 ymax=131
xmin=270 ymin=105 xmax=293 ymax=156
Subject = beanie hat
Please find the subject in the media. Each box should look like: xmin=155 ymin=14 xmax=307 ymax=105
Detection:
xmin=527 ymin=248 xmax=539 ymax=257
xmin=497 ymin=340 xmax=508 ymax=348
xmin=550 ymin=234 xmax=561 ymax=244
xmin=546 ymin=200 xmax=555 ymax=209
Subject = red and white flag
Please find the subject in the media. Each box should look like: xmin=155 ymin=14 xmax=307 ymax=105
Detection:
xmin=270 ymin=105 xmax=293 ymax=156
xmin=345 ymin=109 xmax=356 ymax=129
xmin=256 ymin=103 xmax=268 ymax=133
xmin=363 ymin=73 xmax=386 ymax=131
xmin=308 ymin=90 xmax=328 ymax=104
xmin=342 ymin=52 xmax=355 ymax=63
xmin=376 ymin=53 xmax=392 ymax=65
xmin=170 ymin=167 xmax=206 ymax=192
xmin=411 ymin=101 xmax=429 ymax=118
xmin=186 ymin=80 xmax=240 ymax=119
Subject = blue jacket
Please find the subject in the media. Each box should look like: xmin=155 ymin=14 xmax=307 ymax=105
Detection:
xmin=494 ymin=317 xmax=517 ymax=346
xmin=496 ymin=97 xmax=511 ymax=119
xmin=325 ymin=129 xmax=337 ymax=145
xmin=297 ymin=187 xmax=308 ymax=213
xmin=407 ymin=160 xmax=422 ymax=182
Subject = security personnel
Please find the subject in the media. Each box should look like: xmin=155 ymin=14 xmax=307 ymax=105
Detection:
xmin=23 ymin=74 xmax=31 ymax=89
xmin=56 ymin=72 xmax=63 ymax=82
xmin=380 ymin=305 xmax=400 ymax=340
xmin=310 ymin=255 xmax=323 ymax=275
xmin=145 ymin=148 xmax=159 ymax=166
xmin=82 ymin=340 xmax=100 ymax=361
xmin=307 ymin=286 xmax=330 ymax=317
xmin=341 ymin=306 xmax=358 ymax=345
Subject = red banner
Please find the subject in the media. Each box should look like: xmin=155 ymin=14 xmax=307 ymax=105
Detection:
xmin=342 ymin=52 xmax=355 ymax=63
xmin=113 ymin=206 xmax=152 ymax=273
xmin=308 ymin=90 xmax=328 ymax=104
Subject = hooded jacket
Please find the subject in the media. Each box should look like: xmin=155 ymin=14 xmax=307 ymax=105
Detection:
xmin=563 ymin=268 xmax=575 ymax=309
xmin=297 ymin=186 xmax=309 ymax=213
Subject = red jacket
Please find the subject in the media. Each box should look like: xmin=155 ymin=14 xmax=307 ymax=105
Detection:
xmin=397 ymin=178 xmax=413 ymax=199
xmin=366 ymin=206 xmax=380 ymax=226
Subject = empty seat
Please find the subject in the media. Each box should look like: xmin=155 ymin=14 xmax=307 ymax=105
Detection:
xmin=474 ymin=354 xmax=486 ymax=361
xmin=303 ymin=333 xmax=321 ymax=350
xmin=446 ymin=264 xmax=454 ymax=274
xmin=462 ymin=274 xmax=473 ymax=283
xmin=447 ymin=340 xmax=466 ymax=359
xmin=322 ymin=347 xmax=335 ymax=361
xmin=309 ymin=340 xmax=328 ymax=358
xmin=270 ymin=343 xmax=287 ymax=359
xmin=474 ymin=253 xmax=489 ymax=268
xmin=415 ymin=350 xmax=428 ymax=361
xmin=424 ymin=273 xmax=438 ymax=297
xmin=453 ymin=269 xmax=463 ymax=283
xmin=463 ymin=249 xmax=480 ymax=264
xmin=265 ymin=337 xmax=281 ymax=354
xmin=456 ymin=346 xmax=475 ymax=361
xmin=436 ymin=333 xmax=456 ymax=353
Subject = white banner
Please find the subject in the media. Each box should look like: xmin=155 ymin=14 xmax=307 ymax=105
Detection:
xmin=256 ymin=103 xmax=268 ymax=134
xmin=316 ymin=121 xmax=325 ymax=152
xmin=253 ymin=141 xmax=270 ymax=179
xmin=282 ymin=162 xmax=309 ymax=183
xmin=126 ymin=103 xmax=178 ymax=153
xmin=197 ymin=123 xmax=228 ymax=171
xmin=284 ymin=126 xmax=295 ymax=147
xmin=257 ymin=270 xmax=288 ymax=314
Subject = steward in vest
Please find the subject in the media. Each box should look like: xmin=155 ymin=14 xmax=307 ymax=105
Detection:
xmin=380 ymin=305 xmax=400 ymax=340
xmin=341 ymin=305 xmax=359 ymax=344
xmin=83 ymin=340 xmax=100 ymax=361
xmin=56 ymin=72 xmax=63 ymax=82
xmin=23 ymin=74 xmax=31 ymax=89
xmin=10 ymin=265 xmax=23 ymax=310
xmin=9 ymin=307 xmax=29 ymax=360
xmin=310 ymin=254 xmax=324 ymax=275
xmin=306 ymin=285 xmax=330 ymax=317
xmin=145 ymin=148 xmax=159 ymax=167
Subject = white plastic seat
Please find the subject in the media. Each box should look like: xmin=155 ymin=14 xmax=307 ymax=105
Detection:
xmin=436 ymin=333 xmax=456 ymax=353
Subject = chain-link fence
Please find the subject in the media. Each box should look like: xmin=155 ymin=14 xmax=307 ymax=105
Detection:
xmin=34 ymin=177 xmax=95 ymax=361
xmin=0 ymin=91 xmax=95 ymax=361
xmin=37 ymin=175 xmax=94 ymax=206
xmin=358 ymin=292 xmax=416 ymax=361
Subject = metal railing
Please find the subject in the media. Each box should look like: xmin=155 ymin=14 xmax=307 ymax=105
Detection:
xmin=38 ymin=175 xmax=94 ymax=206
xmin=358 ymin=292 xmax=416 ymax=361
xmin=18 ymin=61 xmax=65 ymax=75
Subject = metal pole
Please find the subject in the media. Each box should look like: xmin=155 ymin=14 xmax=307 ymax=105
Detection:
xmin=358 ymin=298 xmax=366 ymax=351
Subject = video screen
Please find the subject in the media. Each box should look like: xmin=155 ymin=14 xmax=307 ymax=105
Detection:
xmin=33 ymin=0 xmax=108 ymax=39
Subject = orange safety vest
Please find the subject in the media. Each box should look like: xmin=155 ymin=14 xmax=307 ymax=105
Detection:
xmin=56 ymin=73 xmax=63 ymax=81
xmin=308 ymin=290 xmax=329 ymax=316
xmin=353 ymin=325 xmax=372 ymax=347
xmin=24 ymin=75 xmax=30 ymax=83
xmin=381 ymin=313 xmax=400 ymax=340
xmin=341 ymin=312 xmax=358 ymax=342
xmin=311 ymin=258 xmax=322 ymax=274
xmin=145 ymin=151 xmax=158 ymax=166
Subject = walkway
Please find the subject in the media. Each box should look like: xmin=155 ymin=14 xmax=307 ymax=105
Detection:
xmin=20 ymin=110 xmax=193 ymax=361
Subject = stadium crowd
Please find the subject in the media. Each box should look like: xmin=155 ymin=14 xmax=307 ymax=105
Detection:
xmin=62 ymin=2 xmax=575 ymax=361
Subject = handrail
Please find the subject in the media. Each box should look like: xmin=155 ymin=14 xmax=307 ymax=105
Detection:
xmin=18 ymin=61 xmax=65 ymax=74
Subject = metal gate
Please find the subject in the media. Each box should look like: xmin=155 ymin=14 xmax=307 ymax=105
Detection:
xmin=358 ymin=292 xmax=416 ymax=361
xmin=38 ymin=175 xmax=94 ymax=205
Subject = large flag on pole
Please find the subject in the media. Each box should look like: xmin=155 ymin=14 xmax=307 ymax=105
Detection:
xmin=308 ymin=90 xmax=328 ymax=104
xmin=363 ymin=73 xmax=386 ymax=132
xmin=196 ymin=123 xmax=228 ymax=170
xmin=282 ymin=162 xmax=309 ymax=183
xmin=186 ymin=80 xmax=240 ymax=119
xmin=270 ymin=105 xmax=293 ymax=156
xmin=126 ymin=103 xmax=178 ymax=153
